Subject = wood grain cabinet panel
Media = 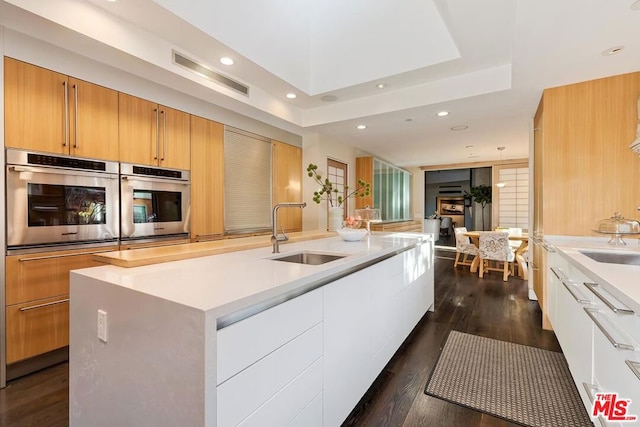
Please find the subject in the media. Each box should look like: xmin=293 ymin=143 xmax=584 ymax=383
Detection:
xmin=4 ymin=246 xmax=118 ymax=363
xmin=160 ymin=106 xmax=191 ymax=170
xmin=119 ymin=93 xmax=190 ymax=168
xmin=532 ymin=71 xmax=640 ymax=329
xmin=4 ymin=57 xmax=119 ymax=160
xmin=272 ymin=141 xmax=302 ymax=233
xmin=68 ymin=77 xmax=119 ymax=161
xmin=190 ymin=116 xmax=224 ymax=241
xmin=6 ymin=296 xmax=70 ymax=364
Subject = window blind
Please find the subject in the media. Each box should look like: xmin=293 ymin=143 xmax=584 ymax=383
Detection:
xmin=224 ymin=127 xmax=272 ymax=233
xmin=497 ymin=167 xmax=529 ymax=229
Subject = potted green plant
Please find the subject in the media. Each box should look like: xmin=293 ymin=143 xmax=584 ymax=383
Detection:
xmin=306 ymin=163 xmax=370 ymax=230
xmin=464 ymin=185 xmax=492 ymax=230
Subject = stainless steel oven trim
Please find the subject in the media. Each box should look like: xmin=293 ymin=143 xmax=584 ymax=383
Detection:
xmin=8 ymin=165 xmax=118 ymax=180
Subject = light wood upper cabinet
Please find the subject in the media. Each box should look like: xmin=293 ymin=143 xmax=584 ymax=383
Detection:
xmin=160 ymin=106 xmax=191 ymax=170
xmin=355 ymin=156 xmax=374 ymax=209
xmin=190 ymin=116 xmax=224 ymax=241
xmin=119 ymin=92 xmax=190 ymax=169
xmin=4 ymin=57 xmax=119 ymax=160
xmin=68 ymin=77 xmax=119 ymax=161
xmin=272 ymin=141 xmax=302 ymax=233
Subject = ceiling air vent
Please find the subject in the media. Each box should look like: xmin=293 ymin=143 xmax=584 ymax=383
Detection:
xmin=172 ymin=50 xmax=249 ymax=96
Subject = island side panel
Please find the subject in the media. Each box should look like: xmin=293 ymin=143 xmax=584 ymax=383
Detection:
xmin=69 ymin=272 xmax=211 ymax=427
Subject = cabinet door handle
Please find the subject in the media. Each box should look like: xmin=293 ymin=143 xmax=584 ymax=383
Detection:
xmin=561 ymin=281 xmax=592 ymax=305
xmin=20 ymin=298 xmax=69 ymax=312
xmin=541 ymin=240 xmax=555 ymax=252
xmin=18 ymin=249 xmax=114 ymax=262
xmin=161 ymin=109 xmax=166 ymax=161
xmin=550 ymin=267 xmax=567 ymax=280
xmin=585 ymin=282 xmax=634 ymax=315
xmin=73 ymin=83 xmax=79 ymax=149
xmin=584 ymin=308 xmax=638 ymax=351
xmin=154 ymin=108 xmax=159 ymax=160
xmin=627 ymin=360 xmax=640 ymax=381
xmin=63 ymin=80 xmax=69 ymax=147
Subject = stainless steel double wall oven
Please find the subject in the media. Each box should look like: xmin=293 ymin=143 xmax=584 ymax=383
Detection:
xmin=5 ymin=149 xmax=191 ymax=252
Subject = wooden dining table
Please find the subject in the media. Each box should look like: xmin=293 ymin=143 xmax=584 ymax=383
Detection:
xmin=463 ymin=231 xmax=529 ymax=279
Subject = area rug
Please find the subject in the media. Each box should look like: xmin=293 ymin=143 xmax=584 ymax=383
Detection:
xmin=424 ymin=331 xmax=592 ymax=427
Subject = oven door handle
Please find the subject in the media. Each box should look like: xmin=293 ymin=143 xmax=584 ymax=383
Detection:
xmin=8 ymin=165 xmax=118 ymax=180
xmin=121 ymin=175 xmax=189 ymax=185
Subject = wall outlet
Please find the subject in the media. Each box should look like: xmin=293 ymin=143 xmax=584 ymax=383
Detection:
xmin=97 ymin=309 xmax=108 ymax=343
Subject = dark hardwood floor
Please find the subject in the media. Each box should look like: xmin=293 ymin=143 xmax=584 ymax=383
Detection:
xmin=0 ymin=250 xmax=560 ymax=427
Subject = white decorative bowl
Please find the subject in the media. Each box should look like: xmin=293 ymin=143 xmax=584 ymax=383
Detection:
xmin=336 ymin=228 xmax=367 ymax=242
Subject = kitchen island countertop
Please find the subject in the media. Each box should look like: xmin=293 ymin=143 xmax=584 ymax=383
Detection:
xmin=75 ymin=232 xmax=432 ymax=317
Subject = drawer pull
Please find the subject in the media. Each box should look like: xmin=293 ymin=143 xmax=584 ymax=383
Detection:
xmin=584 ymin=308 xmax=638 ymax=351
xmin=550 ymin=267 xmax=567 ymax=280
xmin=585 ymin=283 xmax=634 ymax=315
xmin=19 ymin=249 xmax=114 ymax=262
xmin=20 ymin=298 xmax=70 ymax=312
xmin=626 ymin=360 xmax=640 ymax=381
xmin=561 ymin=281 xmax=592 ymax=305
xmin=583 ymin=383 xmax=613 ymax=427
xmin=542 ymin=241 xmax=556 ymax=252
xmin=583 ymin=382 xmax=600 ymax=402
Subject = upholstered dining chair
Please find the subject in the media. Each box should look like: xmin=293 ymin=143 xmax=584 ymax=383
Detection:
xmin=453 ymin=227 xmax=477 ymax=269
xmin=478 ymin=231 xmax=515 ymax=281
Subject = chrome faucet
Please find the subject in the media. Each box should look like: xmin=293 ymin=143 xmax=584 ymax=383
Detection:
xmin=271 ymin=202 xmax=306 ymax=253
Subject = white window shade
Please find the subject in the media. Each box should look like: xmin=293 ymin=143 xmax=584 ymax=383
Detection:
xmin=497 ymin=167 xmax=529 ymax=229
xmin=224 ymin=127 xmax=272 ymax=234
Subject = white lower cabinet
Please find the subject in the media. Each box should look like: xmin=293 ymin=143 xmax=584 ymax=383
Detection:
xmin=216 ymin=241 xmax=434 ymax=427
xmin=549 ymin=251 xmax=640 ymax=427
xmin=323 ymin=270 xmax=374 ymax=427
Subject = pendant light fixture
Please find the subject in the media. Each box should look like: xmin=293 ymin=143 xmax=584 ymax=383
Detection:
xmin=496 ymin=147 xmax=506 ymax=188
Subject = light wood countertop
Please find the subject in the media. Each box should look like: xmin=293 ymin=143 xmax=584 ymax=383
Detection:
xmin=93 ymin=230 xmax=335 ymax=268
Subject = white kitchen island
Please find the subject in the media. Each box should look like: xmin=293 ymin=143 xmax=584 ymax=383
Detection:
xmin=69 ymin=233 xmax=434 ymax=427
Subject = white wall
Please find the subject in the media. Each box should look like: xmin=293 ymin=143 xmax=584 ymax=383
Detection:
xmin=301 ymin=134 xmax=366 ymax=231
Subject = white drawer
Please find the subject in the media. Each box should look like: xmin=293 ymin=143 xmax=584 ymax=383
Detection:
xmin=593 ymin=320 xmax=640 ymax=424
xmin=237 ymin=357 xmax=323 ymax=427
xmin=217 ymin=323 xmax=323 ymax=427
xmin=217 ymin=288 xmax=323 ymax=384
xmin=288 ymin=391 xmax=323 ymax=427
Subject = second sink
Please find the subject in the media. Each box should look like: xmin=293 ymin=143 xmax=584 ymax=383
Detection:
xmin=271 ymin=251 xmax=346 ymax=265
xmin=579 ymin=250 xmax=640 ymax=266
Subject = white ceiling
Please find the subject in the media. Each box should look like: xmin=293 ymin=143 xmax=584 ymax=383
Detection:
xmin=2 ymin=0 xmax=640 ymax=167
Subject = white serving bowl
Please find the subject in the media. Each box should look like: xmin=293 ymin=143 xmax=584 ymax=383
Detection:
xmin=336 ymin=228 xmax=368 ymax=242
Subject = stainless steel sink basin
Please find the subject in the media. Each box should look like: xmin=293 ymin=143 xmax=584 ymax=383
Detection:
xmin=579 ymin=250 xmax=640 ymax=266
xmin=271 ymin=251 xmax=346 ymax=265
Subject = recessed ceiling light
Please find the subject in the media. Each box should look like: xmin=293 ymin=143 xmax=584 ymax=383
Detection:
xmin=436 ymin=111 xmax=449 ymax=117
xmin=632 ymin=0 xmax=640 ymax=10
xmin=286 ymin=93 xmax=297 ymax=99
xmin=451 ymin=125 xmax=468 ymax=131
xmin=376 ymin=83 xmax=387 ymax=89
xmin=321 ymin=95 xmax=338 ymax=102
xmin=405 ymin=118 xmax=413 ymax=122
xmin=220 ymin=57 xmax=234 ymax=65
xmin=601 ymin=46 xmax=624 ymax=56
xmin=465 ymin=145 xmax=473 ymax=149
xmin=356 ymin=125 xmax=367 ymax=130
